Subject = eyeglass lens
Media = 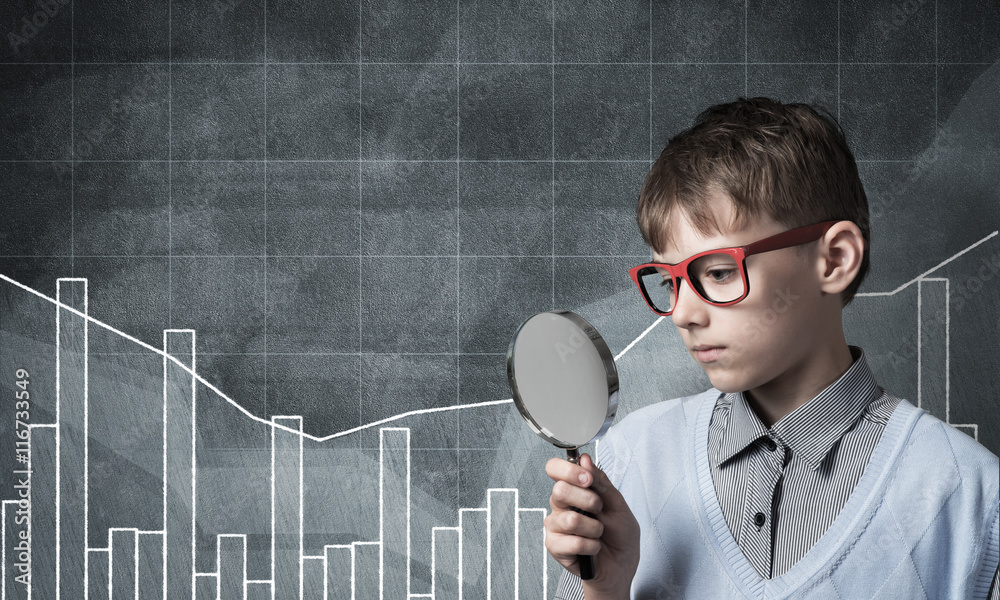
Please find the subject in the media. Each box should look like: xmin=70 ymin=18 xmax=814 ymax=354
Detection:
xmin=639 ymin=253 xmax=744 ymax=313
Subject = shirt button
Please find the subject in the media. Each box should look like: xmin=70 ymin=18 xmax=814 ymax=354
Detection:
xmin=763 ymin=438 xmax=777 ymax=452
xmin=754 ymin=512 xmax=766 ymax=527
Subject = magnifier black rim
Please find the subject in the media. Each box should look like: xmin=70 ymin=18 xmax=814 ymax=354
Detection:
xmin=506 ymin=310 xmax=619 ymax=449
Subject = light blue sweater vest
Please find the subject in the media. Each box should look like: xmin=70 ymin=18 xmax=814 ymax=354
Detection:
xmin=595 ymin=388 xmax=1000 ymax=599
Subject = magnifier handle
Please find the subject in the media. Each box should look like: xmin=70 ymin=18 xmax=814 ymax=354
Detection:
xmin=566 ymin=449 xmax=596 ymax=581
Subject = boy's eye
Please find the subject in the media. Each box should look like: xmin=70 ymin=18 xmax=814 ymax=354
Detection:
xmin=706 ymin=268 xmax=737 ymax=283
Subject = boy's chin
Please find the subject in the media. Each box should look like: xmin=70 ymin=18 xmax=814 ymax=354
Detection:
xmin=703 ymin=370 xmax=745 ymax=395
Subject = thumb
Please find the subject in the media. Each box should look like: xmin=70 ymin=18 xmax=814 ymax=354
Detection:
xmin=578 ymin=453 xmax=620 ymax=502
xmin=579 ymin=451 xmax=599 ymax=473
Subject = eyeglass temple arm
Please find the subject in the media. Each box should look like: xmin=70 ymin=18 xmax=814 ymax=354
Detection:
xmin=743 ymin=221 xmax=868 ymax=256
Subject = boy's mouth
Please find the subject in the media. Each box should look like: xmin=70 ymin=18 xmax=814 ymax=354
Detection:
xmin=691 ymin=346 xmax=726 ymax=362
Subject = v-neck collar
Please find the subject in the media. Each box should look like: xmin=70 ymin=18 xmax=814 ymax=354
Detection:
xmin=688 ymin=387 xmax=921 ymax=599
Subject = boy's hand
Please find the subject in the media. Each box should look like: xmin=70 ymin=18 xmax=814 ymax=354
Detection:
xmin=544 ymin=453 xmax=640 ymax=599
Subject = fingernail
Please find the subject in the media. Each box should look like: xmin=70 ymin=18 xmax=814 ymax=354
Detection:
xmin=578 ymin=472 xmax=590 ymax=485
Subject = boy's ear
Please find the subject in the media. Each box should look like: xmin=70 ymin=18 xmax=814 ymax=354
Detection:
xmin=816 ymin=221 xmax=866 ymax=295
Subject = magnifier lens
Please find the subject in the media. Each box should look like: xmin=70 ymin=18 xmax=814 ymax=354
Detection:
xmin=506 ymin=310 xmax=618 ymax=581
xmin=510 ymin=313 xmax=612 ymax=447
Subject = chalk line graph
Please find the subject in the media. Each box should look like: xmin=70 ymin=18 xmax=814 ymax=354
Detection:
xmin=1 ymin=227 xmax=995 ymax=599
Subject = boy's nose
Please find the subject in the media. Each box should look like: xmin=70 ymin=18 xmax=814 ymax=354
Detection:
xmin=670 ymin=277 xmax=707 ymax=326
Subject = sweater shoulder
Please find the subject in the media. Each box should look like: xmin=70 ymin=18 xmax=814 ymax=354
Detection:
xmin=610 ymin=386 xmax=721 ymax=438
xmin=903 ymin=401 xmax=999 ymax=489
xmin=597 ymin=387 xmax=720 ymax=480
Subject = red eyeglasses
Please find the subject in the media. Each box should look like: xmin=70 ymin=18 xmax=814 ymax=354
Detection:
xmin=628 ymin=220 xmax=866 ymax=316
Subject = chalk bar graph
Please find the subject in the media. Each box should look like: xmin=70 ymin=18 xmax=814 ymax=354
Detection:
xmin=0 ymin=276 xmax=549 ymax=600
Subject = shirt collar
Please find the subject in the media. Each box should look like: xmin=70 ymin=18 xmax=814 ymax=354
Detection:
xmin=712 ymin=345 xmax=882 ymax=471
xmin=712 ymin=390 xmax=769 ymax=467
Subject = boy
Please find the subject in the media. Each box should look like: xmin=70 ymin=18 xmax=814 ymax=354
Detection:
xmin=545 ymin=97 xmax=1000 ymax=599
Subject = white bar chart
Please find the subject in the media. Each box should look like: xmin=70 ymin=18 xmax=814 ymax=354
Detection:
xmin=1 ymin=277 xmax=553 ymax=600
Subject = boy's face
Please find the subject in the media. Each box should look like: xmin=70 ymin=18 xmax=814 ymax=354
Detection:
xmin=652 ymin=190 xmax=843 ymax=398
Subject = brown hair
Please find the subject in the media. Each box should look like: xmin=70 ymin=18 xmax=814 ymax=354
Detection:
xmin=636 ymin=97 xmax=871 ymax=308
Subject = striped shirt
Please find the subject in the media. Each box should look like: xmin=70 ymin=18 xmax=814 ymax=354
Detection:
xmin=707 ymin=344 xmax=897 ymax=579
xmin=554 ymin=345 xmax=1000 ymax=598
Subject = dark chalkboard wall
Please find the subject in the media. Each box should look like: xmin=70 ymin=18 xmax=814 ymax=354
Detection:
xmin=1 ymin=1 xmax=998 ymax=597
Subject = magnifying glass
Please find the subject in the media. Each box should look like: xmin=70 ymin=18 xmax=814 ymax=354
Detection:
xmin=506 ymin=310 xmax=619 ymax=581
